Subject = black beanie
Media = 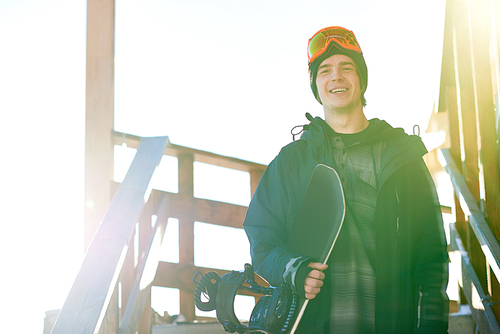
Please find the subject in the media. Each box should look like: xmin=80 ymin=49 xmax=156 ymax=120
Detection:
xmin=309 ymin=41 xmax=368 ymax=105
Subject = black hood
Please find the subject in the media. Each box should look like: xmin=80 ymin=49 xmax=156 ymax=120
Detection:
xmin=301 ymin=114 xmax=405 ymax=144
xmin=298 ymin=114 xmax=428 ymax=188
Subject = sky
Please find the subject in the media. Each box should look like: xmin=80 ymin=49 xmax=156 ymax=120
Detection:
xmin=0 ymin=0 xmax=447 ymax=332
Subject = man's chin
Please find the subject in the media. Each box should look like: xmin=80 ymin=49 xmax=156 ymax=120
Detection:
xmin=327 ymin=104 xmax=356 ymax=115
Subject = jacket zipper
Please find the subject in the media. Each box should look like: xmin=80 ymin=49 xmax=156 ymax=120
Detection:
xmin=417 ymin=286 xmax=423 ymax=328
xmin=395 ymin=186 xmax=400 ymax=241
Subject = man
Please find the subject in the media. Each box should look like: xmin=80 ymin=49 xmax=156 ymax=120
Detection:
xmin=243 ymin=26 xmax=448 ymax=333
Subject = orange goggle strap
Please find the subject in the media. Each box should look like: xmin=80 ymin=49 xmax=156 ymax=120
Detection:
xmin=307 ymin=26 xmax=362 ymax=64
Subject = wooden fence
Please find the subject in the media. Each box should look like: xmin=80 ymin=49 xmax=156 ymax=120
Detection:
xmin=51 ymin=132 xmax=267 ymax=334
xmin=439 ymin=0 xmax=500 ymax=332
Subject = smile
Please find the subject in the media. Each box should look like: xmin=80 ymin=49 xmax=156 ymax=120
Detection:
xmin=329 ymin=88 xmax=348 ymax=94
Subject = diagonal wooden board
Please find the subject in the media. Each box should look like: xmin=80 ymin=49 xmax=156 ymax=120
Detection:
xmin=287 ymin=164 xmax=345 ymax=334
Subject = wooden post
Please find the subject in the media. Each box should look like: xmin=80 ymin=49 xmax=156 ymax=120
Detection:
xmin=250 ymin=168 xmax=264 ymax=197
xmin=493 ymin=0 xmax=500 ymax=172
xmin=452 ymin=0 xmax=481 ymax=201
xmin=178 ymin=153 xmax=196 ymax=321
xmin=119 ymin=241 xmax=135 ymax=319
xmin=99 ymin=287 xmax=119 ymax=334
xmin=452 ymin=0 xmax=486 ymax=290
xmin=52 ymin=137 xmax=168 ymax=334
xmin=468 ymin=0 xmax=500 ymax=317
xmin=438 ymin=0 xmax=458 ymax=116
xmin=468 ymin=0 xmax=500 ymax=225
xmin=178 ymin=153 xmax=194 ymax=196
xmin=440 ymin=0 xmax=467 ymax=242
xmin=138 ymin=291 xmax=152 ymax=334
xmin=85 ymin=0 xmax=115 ymax=251
xmin=447 ymin=86 xmax=469 ymax=241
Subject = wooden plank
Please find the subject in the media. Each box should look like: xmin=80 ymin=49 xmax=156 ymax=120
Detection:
xmin=494 ymin=0 xmax=500 ymax=104
xmin=153 ymin=262 xmax=269 ymax=298
xmin=250 ymin=168 xmax=264 ymax=197
xmin=455 ymin=193 xmax=468 ymax=252
xmin=467 ymin=224 xmax=488 ymax=292
xmin=179 ymin=216 xmax=195 ymax=321
xmin=452 ymin=0 xmax=487 ymax=294
xmin=177 ymin=153 xmax=196 ymax=321
xmin=119 ymin=196 xmax=170 ymax=334
xmin=52 ymin=136 xmax=168 ymax=334
xmin=468 ymin=0 xmax=500 ymax=317
xmin=452 ymin=0 xmax=481 ymax=202
xmin=446 ymin=86 xmax=461 ymax=171
xmin=112 ymin=130 xmax=267 ymax=173
xmin=100 ymin=287 xmax=119 ymax=334
xmin=119 ymin=238 xmax=135 ymax=319
xmin=166 ymin=194 xmax=247 ymax=229
xmin=84 ymin=0 xmax=115 ymax=251
xmin=153 ymin=262 xmax=197 ymax=293
xmin=111 ymin=189 xmax=248 ymax=229
xmin=438 ymin=0 xmax=458 ymax=114
xmin=449 ymin=224 xmax=500 ymax=333
xmin=178 ymin=153 xmax=194 ymax=196
xmin=469 ymin=0 xmax=500 ymax=242
xmin=138 ymin=293 xmax=152 ymax=334
xmin=440 ymin=149 xmax=500 ymax=282
xmin=446 ymin=86 xmax=468 ymax=239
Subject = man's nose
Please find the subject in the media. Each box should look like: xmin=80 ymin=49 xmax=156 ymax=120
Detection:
xmin=330 ymin=69 xmax=343 ymax=81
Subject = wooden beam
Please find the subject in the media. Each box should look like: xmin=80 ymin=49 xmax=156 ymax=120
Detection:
xmin=111 ymin=189 xmax=248 ymax=229
xmin=166 ymin=194 xmax=247 ymax=229
xmin=112 ymin=130 xmax=267 ymax=173
xmin=119 ymin=238 xmax=135 ymax=320
xmin=52 ymin=137 xmax=168 ymax=334
xmin=440 ymin=149 xmax=500 ymax=282
xmin=119 ymin=196 xmax=170 ymax=334
xmin=446 ymin=85 xmax=470 ymax=241
xmin=178 ymin=153 xmax=194 ymax=197
xmin=177 ymin=153 xmax=196 ymax=321
xmin=493 ymin=0 xmax=500 ymax=185
xmin=449 ymin=223 xmax=500 ymax=333
xmin=494 ymin=0 xmax=500 ymax=101
xmin=468 ymin=0 xmax=500 ymax=228
xmin=452 ymin=0 xmax=481 ymax=202
xmin=438 ymin=0 xmax=458 ymax=114
xmin=452 ymin=0 xmax=487 ymax=291
xmin=85 ymin=0 xmax=116 ymax=251
xmin=468 ymin=0 xmax=500 ymax=316
xmin=250 ymin=168 xmax=264 ymax=197
xmin=153 ymin=262 xmax=269 ymax=298
xmin=468 ymin=0 xmax=500 ymax=237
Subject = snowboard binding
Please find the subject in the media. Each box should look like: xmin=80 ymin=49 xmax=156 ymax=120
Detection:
xmin=193 ymin=263 xmax=298 ymax=333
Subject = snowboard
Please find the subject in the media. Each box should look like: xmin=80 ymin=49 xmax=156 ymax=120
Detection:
xmin=287 ymin=164 xmax=346 ymax=334
xmin=192 ymin=164 xmax=345 ymax=334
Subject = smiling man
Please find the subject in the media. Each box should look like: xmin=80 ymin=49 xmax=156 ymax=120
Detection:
xmin=243 ymin=26 xmax=449 ymax=333
xmin=315 ymin=54 xmax=367 ymax=132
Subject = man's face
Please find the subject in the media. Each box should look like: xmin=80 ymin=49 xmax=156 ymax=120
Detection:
xmin=315 ymin=54 xmax=362 ymax=113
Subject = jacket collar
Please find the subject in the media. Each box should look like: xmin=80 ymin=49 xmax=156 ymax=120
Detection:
xmin=299 ymin=114 xmax=428 ymax=189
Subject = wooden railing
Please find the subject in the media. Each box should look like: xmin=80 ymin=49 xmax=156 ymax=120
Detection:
xmin=441 ymin=149 xmax=500 ymax=333
xmin=51 ymin=135 xmax=169 ymax=334
xmin=437 ymin=0 xmax=500 ymax=332
xmin=51 ymin=132 xmax=267 ymax=334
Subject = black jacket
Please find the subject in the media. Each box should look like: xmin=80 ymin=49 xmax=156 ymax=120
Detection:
xmin=243 ymin=116 xmax=448 ymax=333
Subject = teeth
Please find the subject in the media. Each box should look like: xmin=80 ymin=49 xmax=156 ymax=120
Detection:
xmin=330 ymin=88 xmax=348 ymax=94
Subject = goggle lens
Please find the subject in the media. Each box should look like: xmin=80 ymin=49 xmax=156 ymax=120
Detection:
xmin=308 ymin=27 xmax=362 ymax=63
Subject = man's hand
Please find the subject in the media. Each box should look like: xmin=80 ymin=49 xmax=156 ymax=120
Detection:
xmin=304 ymin=262 xmax=328 ymax=299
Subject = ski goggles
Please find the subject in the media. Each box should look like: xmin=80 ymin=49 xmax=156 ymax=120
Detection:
xmin=307 ymin=26 xmax=362 ymax=64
